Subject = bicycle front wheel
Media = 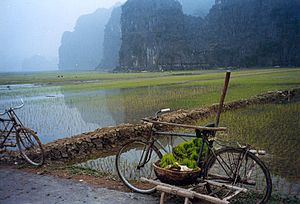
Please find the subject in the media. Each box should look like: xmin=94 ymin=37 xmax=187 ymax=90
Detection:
xmin=116 ymin=140 xmax=162 ymax=194
xmin=16 ymin=128 xmax=44 ymax=166
xmin=204 ymin=147 xmax=272 ymax=204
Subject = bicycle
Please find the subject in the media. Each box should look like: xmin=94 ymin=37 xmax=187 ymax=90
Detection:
xmin=116 ymin=109 xmax=272 ymax=203
xmin=115 ymin=72 xmax=272 ymax=203
xmin=0 ymin=99 xmax=44 ymax=166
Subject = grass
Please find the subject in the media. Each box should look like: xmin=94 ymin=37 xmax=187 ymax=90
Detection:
xmin=67 ymin=166 xmax=111 ymax=178
xmin=0 ymin=70 xmax=219 ymax=85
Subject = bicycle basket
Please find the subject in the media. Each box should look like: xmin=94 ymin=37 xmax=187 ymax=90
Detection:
xmin=153 ymin=160 xmax=201 ymax=185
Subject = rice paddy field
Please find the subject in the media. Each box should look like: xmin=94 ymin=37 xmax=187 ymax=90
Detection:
xmin=78 ymin=101 xmax=300 ymax=202
xmin=1 ymin=68 xmax=300 ymax=201
xmin=0 ymin=68 xmax=299 ymax=143
xmin=196 ymin=101 xmax=300 ymax=201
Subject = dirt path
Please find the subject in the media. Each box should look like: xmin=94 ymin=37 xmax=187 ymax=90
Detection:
xmin=0 ymin=166 xmax=161 ymax=204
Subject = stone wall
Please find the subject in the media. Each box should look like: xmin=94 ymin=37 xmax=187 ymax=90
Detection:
xmin=39 ymin=87 xmax=299 ymax=162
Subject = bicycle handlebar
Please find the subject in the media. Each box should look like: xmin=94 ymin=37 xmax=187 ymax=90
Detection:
xmin=0 ymin=99 xmax=24 ymax=115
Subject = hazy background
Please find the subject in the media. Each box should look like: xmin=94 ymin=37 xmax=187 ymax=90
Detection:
xmin=0 ymin=0 xmax=124 ymax=72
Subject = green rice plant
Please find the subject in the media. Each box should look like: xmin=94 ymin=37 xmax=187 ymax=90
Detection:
xmin=160 ymin=138 xmax=208 ymax=170
xmin=160 ymin=153 xmax=177 ymax=168
xmin=179 ymin=158 xmax=198 ymax=169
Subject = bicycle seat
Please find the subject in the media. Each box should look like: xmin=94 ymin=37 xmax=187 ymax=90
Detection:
xmin=196 ymin=123 xmax=216 ymax=138
xmin=205 ymin=123 xmax=215 ymax=128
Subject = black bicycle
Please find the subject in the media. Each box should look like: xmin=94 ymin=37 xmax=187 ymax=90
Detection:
xmin=0 ymin=99 xmax=44 ymax=166
xmin=115 ymin=109 xmax=272 ymax=203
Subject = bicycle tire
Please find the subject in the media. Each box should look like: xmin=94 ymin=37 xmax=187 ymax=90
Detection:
xmin=204 ymin=147 xmax=272 ymax=204
xmin=116 ymin=139 xmax=162 ymax=194
xmin=16 ymin=127 xmax=44 ymax=166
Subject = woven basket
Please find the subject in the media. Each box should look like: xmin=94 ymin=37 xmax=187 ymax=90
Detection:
xmin=153 ymin=160 xmax=201 ymax=185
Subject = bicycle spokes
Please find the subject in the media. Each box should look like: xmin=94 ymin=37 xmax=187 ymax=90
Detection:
xmin=206 ymin=148 xmax=271 ymax=203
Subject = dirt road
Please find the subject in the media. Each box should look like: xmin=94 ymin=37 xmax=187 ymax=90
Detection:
xmin=0 ymin=167 xmax=159 ymax=204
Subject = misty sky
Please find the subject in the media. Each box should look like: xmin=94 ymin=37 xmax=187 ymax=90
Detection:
xmin=0 ymin=0 xmax=125 ymax=71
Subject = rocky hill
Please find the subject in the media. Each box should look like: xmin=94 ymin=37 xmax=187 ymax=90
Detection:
xmin=58 ymin=0 xmax=300 ymax=72
xmin=203 ymin=0 xmax=300 ymax=67
xmin=58 ymin=8 xmax=111 ymax=70
xmin=97 ymin=6 xmax=122 ymax=71
xmin=119 ymin=0 xmax=190 ymax=71
xmin=117 ymin=0 xmax=300 ymax=71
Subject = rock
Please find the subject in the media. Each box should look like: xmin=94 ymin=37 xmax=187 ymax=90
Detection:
xmin=58 ymin=8 xmax=111 ymax=70
xmin=97 ymin=6 xmax=122 ymax=71
xmin=118 ymin=0 xmax=300 ymax=71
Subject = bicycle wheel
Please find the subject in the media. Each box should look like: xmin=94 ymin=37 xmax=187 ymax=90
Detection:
xmin=116 ymin=140 xmax=162 ymax=194
xmin=204 ymin=147 xmax=272 ymax=204
xmin=16 ymin=127 xmax=44 ymax=166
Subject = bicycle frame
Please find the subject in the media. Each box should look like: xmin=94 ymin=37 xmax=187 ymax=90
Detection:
xmin=138 ymin=123 xmax=257 ymax=186
xmin=0 ymin=109 xmax=24 ymax=147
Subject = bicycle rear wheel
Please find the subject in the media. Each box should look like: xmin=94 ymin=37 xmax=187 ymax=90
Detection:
xmin=16 ymin=127 xmax=44 ymax=166
xmin=116 ymin=140 xmax=162 ymax=194
xmin=204 ymin=147 xmax=272 ymax=204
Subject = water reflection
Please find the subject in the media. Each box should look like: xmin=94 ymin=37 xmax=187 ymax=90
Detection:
xmin=0 ymin=85 xmax=123 ymax=143
xmin=1 ymin=83 xmax=153 ymax=143
xmin=0 ymin=80 xmax=219 ymax=143
xmin=76 ymin=135 xmax=190 ymax=177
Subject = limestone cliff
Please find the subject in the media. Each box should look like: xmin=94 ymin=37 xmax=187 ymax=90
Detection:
xmin=118 ymin=0 xmax=300 ymax=71
xmin=118 ymin=0 xmax=191 ymax=71
xmin=58 ymin=8 xmax=111 ymax=70
xmin=203 ymin=0 xmax=300 ymax=67
xmin=97 ymin=6 xmax=122 ymax=71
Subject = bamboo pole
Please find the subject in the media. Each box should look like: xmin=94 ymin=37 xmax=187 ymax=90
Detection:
xmin=205 ymin=180 xmax=247 ymax=192
xmin=141 ymin=178 xmax=229 ymax=204
xmin=156 ymin=185 xmax=194 ymax=198
xmin=160 ymin=191 xmax=165 ymax=204
xmin=143 ymin=120 xmax=227 ymax=131
xmin=184 ymin=197 xmax=191 ymax=204
xmin=215 ymin=71 xmax=231 ymax=127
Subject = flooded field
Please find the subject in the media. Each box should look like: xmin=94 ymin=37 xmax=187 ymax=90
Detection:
xmin=212 ymin=102 xmax=300 ymax=199
xmin=77 ymin=101 xmax=300 ymax=200
xmin=0 ymin=83 xmax=218 ymax=143
xmin=0 ymin=69 xmax=300 ymax=143
xmin=1 ymin=69 xmax=300 ymax=143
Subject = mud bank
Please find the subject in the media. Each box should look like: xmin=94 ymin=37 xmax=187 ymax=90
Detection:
xmin=3 ymin=88 xmax=300 ymax=162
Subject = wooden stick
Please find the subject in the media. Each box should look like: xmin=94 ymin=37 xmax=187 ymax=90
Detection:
xmin=141 ymin=178 xmax=229 ymax=204
xmin=160 ymin=191 xmax=165 ymax=204
xmin=205 ymin=180 xmax=247 ymax=192
xmin=215 ymin=71 xmax=231 ymax=127
xmin=156 ymin=185 xmax=194 ymax=199
xmin=144 ymin=120 xmax=227 ymax=131
xmin=223 ymin=189 xmax=243 ymax=201
xmin=192 ymin=191 xmax=229 ymax=204
xmin=208 ymin=173 xmax=256 ymax=186
xmin=184 ymin=197 xmax=190 ymax=204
